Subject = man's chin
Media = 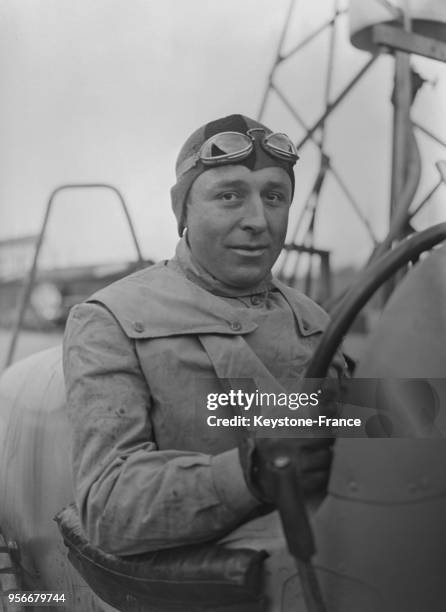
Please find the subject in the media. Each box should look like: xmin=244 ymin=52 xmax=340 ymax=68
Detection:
xmin=220 ymin=269 xmax=271 ymax=290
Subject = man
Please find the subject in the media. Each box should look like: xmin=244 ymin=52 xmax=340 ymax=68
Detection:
xmin=63 ymin=114 xmax=343 ymax=610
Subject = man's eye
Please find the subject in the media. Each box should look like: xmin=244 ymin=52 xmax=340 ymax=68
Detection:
xmin=265 ymin=192 xmax=284 ymax=203
xmin=219 ymin=192 xmax=240 ymax=201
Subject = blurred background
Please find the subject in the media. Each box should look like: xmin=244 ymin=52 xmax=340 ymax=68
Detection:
xmin=1 ymin=0 xmax=445 ymax=367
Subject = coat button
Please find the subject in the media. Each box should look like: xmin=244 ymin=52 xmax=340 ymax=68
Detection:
xmin=133 ymin=321 xmax=145 ymax=333
xmin=230 ymin=321 xmax=242 ymax=332
xmin=250 ymin=296 xmax=262 ymax=306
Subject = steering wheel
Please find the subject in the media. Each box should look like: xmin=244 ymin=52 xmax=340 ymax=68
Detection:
xmin=283 ymin=222 xmax=446 ymax=612
xmin=305 ymin=222 xmax=446 ymax=380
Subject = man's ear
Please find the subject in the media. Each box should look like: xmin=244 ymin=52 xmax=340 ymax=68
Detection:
xmin=182 ymin=193 xmax=192 ymax=235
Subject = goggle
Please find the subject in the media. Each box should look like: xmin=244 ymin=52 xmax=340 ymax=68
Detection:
xmin=178 ymin=128 xmax=299 ymax=176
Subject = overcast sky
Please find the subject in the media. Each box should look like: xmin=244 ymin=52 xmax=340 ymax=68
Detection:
xmin=1 ymin=0 xmax=445 ymax=269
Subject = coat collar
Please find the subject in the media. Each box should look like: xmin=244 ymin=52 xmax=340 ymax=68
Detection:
xmin=87 ymin=261 xmax=328 ymax=340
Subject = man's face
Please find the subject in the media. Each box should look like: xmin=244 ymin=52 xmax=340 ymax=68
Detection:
xmin=185 ymin=164 xmax=292 ymax=289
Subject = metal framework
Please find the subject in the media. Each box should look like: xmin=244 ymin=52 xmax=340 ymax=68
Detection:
xmin=5 ymin=184 xmax=143 ymax=368
xmin=258 ymin=0 xmax=446 ymax=303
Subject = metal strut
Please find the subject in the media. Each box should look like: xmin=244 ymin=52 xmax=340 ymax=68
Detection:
xmin=259 ymin=1 xmax=378 ymax=300
xmin=5 ymin=183 xmax=143 ymax=368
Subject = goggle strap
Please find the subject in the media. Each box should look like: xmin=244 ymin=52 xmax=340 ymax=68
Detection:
xmin=177 ymin=154 xmax=200 ymax=177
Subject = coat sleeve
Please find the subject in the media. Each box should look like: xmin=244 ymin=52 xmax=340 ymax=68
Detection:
xmin=63 ymin=302 xmax=260 ymax=556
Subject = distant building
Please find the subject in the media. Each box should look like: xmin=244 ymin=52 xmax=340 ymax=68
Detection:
xmin=0 ymin=235 xmax=37 ymax=281
xmin=0 ymin=234 xmax=154 ymax=329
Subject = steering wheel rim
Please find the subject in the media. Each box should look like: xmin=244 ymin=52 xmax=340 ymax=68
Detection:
xmin=304 ymin=222 xmax=446 ymax=379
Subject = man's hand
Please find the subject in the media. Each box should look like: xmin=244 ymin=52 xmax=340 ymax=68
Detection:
xmin=238 ymin=436 xmax=334 ymax=504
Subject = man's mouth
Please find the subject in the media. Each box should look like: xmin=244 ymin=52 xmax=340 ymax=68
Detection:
xmin=229 ymin=245 xmax=269 ymax=257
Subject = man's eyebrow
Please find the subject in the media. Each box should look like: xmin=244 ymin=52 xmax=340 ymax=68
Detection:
xmin=264 ymin=181 xmax=290 ymax=190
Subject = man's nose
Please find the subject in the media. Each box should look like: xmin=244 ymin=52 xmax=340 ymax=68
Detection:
xmin=240 ymin=193 xmax=267 ymax=233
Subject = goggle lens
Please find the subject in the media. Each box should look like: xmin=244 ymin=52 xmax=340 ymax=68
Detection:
xmin=200 ymin=132 xmax=252 ymax=163
xmin=264 ymin=132 xmax=298 ymax=160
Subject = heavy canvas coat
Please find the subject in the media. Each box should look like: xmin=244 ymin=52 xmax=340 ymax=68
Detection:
xmin=63 ymin=244 xmax=335 ymax=559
